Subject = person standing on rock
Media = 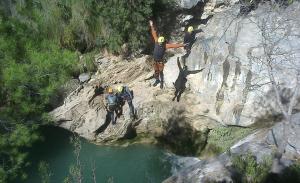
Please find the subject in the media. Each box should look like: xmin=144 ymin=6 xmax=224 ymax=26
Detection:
xmin=182 ymin=26 xmax=203 ymax=64
xmin=105 ymin=87 xmax=118 ymax=125
xmin=116 ymin=85 xmax=135 ymax=119
xmin=149 ymin=20 xmax=186 ymax=89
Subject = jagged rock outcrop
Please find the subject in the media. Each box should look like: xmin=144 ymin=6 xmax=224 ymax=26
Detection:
xmin=165 ymin=2 xmax=300 ymax=127
xmin=49 ymin=1 xmax=300 ymax=182
xmin=164 ymin=113 xmax=300 ymax=183
xmin=51 ymin=0 xmax=300 ymax=142
xmin=50 ymin=55 xmax=217 ymax=145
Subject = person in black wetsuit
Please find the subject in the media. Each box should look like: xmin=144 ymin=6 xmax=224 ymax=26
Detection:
xmin=149 ymin=20 xmax=185 ymax=89
xmin=116 ymin=85 xmax=135 ymax=119
xmin=182 ymin=26 xmax=203 ymax=65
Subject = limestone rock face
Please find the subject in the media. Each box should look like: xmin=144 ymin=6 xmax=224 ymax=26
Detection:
xmin=51 ymin=2 xmax=300 ymax=142
xmin=266 ymin=113 xmax=300 ymax=159
xmin=50 ymin=56 xmax=217 ymax=143
xmin=165 ymin=2 xmax=300 ymax=126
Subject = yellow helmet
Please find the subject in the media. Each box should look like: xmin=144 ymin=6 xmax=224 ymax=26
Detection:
xmin=107 ymin=87 xmax=113 ymax=94
xmin=117 ymin=86 xmax=123 ymax=93
xmin=158 ymin=36 xmax=165 ymax=43
xmin=188 ymin=26 xmax=194 ymax=33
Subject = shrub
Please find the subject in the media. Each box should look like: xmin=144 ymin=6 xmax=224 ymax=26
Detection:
xmin=232 ymin=153 xmax=272 ymax=183
xmin=201 ymin=126 xmax=254 ymax=157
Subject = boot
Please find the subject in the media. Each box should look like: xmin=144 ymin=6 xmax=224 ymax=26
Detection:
xmin=153 ymin=79 xmax=160 ymax=87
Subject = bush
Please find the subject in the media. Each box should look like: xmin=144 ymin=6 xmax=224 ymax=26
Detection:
xmin=0 ymin=12 xmax=78 ymax=181
xmin=201 ymin=126 xmax=254 ymax=157
xmin=232 ymin=153 xmax=272 ymax=183
xmin=80 ymin=52 xmax=97 ymax=73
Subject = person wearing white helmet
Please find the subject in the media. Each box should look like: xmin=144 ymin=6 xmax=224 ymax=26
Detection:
xmin=149 ymin=20 xmax=186 ymax=89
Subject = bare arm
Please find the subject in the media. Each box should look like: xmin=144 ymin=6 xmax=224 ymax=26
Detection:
xmin=166 ymin=43 xmax=185 ymax=49
xmin=149 ymin=20 xmax=158 ymax=42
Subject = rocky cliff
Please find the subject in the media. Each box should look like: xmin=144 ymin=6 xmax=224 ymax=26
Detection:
xmin=50 ymin=0 xmax=300 ymax=182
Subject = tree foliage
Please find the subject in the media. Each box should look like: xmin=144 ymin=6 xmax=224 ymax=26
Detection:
xmin=0 ymin=0 xmax=175 ymax=181
xmin=0 ymin=2 xmax=78 ymax=182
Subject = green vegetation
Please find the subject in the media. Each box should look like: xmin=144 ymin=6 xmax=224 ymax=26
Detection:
xmin=0 ymin=16 xmax=78 ymax=183
xmin=277 ymin=162 xmax=300 ymax=183
xmin=232 ymin=154 xmax=300 ymax=183
xmin=232 ymin=153 xmax=272 ymax=183
xmin=201 ymin=126 xmax=254 ymax=157
xmin=0 ymin=0 xmax=176 ymax=181
xmin=0 ymin=0 xmax=170 ymax=54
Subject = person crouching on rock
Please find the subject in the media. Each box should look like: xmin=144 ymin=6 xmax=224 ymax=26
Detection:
xmin=105 ymin=87 xmax=118 ymax=125
xmin=116 ymin=85 xmax=135 ymax=119
xmin=149 ymin=20 xmax=186 ymax=89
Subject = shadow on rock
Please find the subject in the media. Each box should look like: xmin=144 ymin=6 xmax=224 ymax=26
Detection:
xmin=94 ymin=113 xmax=111 ymax=135
xmin=173 ymin=57 xmax=204 ymax=102
xmin=156 ymin=107 xmax=209 ymax=156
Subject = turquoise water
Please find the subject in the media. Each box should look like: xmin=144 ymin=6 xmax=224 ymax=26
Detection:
xmin=24 ymin=127 xmax=172 ymax=183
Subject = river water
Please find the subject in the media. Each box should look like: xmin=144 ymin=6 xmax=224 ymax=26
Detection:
xmin=24 ymin=127 xmax=173 ymax=183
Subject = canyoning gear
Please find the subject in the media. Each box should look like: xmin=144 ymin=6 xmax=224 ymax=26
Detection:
xmin=184 ymin=29 xmax=203 ymax=45
xmin=188 ymin=26 xmax=194 ymax=33
xmin=183 ymin=29 xmax=203 ymax=60
xmin=107 ymin=87 xmax=113 ymax=94
xmin=160 ymin=81 xmax=164 ymax=89
xmin=153 ymin=79 xmax=160 ymax=87
xmin=105 ymin=93 xmax=118 ymax=125
xmin=117 ymin=85 xmax=124 ymax=93
xmin=149 ymin=20 xmax=185 ymax=89
xmin=108 ymin=110 xmax=116 ymax=125
xmin=153 ymin=44 xmax=166 ymax=61
xmin=117 ymin=86 xmax=133 ymax=101
xmin=158 ymin=36 xmax=165 ymax=43
xmin=116 ymin=85 xmax=135 ymax=117
xmin=106 ymin=94 xmax=118 ymax=111
xmin=153 ymin=62 xmax=164 ymax=80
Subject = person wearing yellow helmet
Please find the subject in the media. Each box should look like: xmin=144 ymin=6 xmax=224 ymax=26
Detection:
xmin=187 ymin=26 xmax=194 ymax=33
xmin=116 ymin=85 xmax=135 ymax=118
xmin=183 ymin=26 xmax=203 ymax=64
xmin=149 ymin=20 xmax=186 ymax=89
